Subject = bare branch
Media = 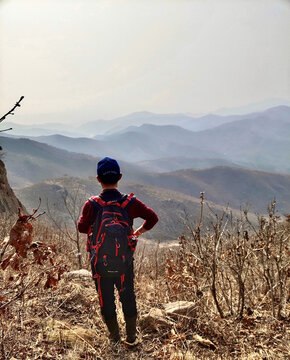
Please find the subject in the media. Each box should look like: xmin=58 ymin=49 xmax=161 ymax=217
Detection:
xmin=0 ymin=96 xmax=25 ymax=124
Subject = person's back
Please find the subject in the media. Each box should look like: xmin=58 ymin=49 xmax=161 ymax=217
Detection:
xmin=78 ymin=157 xmax=158 ymax=346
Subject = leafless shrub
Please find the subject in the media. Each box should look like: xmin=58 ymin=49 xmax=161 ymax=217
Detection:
xmin=244 ymin=201 xmax=289 ymax=319
xmin=46 ymin=186 xmax=87 ymax=269
xmin=166 ymin=195 xmax=289 ymax=320
xmin=0 ymin=196 xmax=289 ymax=359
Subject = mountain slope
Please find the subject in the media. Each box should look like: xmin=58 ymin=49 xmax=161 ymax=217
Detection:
xmin=1 ymin=137 xmax=289 ymax=214
xmin=137 ymin=157 xmax=243 ymax=173
xmin=134 ymin=166 xmax=290 ymax=214
xmin=79 ymin=105 xmax=290 ymax=135
xmin=0 ymin=136 xmax=144 ymax=187
xmin=103 ymin=106 xmax=290 ymax=172
xmin=5 ymin=105 xmax=290 ymax=139
xmin=187 ymin=108 xmax=290 ymax=173
xmin=23 ymin=106 xmax=290 ymax=173
xmin=28 ymin=125 xmax=220 ymax=162
xmin=15 ymin=177 xmax=247 ymax=241
xmin=4 ymin=121 xmax=80 ymax=137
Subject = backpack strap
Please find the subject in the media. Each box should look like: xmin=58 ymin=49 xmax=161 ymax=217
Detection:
xmin=90 ymin=193 xmax=134 ymax=210
xmin=89 ymin=197 xmax=104 ymax=225
xmin=121 ymin=193 xmax=135 ymax=209
xmin=106 ymin=200 xmax=121 ymax=207
xmin=89 ymin=196 xmax=106 ymax=207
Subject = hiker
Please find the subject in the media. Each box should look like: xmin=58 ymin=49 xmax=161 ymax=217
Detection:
xmin=78 ymin=157 xmax=158 ymax=345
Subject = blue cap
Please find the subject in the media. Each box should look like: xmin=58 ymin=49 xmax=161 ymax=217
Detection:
xmin=97 ymin=157 xmax=121 ymax=184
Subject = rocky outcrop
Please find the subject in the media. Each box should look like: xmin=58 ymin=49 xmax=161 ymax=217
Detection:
xmin=163 ymin=301 xmax=196 ymax=318
xmin=139 ymin=302 xmax=197 ymax=333
xmin=0 ymin=159 xmax=26 ymax=215
xmin=64 ymin=269 xmax=92 ymax=282
xmin=139 ymin=308 xmax=174 ymax=331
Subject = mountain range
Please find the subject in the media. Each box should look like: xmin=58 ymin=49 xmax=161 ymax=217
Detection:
xmin=1 ymin=104 xmax=289 ymax=241
xmin=7 ymin=105 xmax=289 ymax=174
xmin=0 ymin=136 xmax=144 ymax=187
xmin=130 ymin=166 xmax=290 ymax=214
xmin=5 ymin=104 xmax=290 ymax=137
xmin=2 ymin=130 xmax=290 ymax=215
xmin=14 ymin=163 xmax=290 ymax=241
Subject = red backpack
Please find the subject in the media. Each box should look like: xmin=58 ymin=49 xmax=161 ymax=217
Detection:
xmin=87 ymin=193 xmax=137 ymax=278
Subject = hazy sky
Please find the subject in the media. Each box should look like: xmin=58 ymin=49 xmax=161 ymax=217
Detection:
xmin=0 ymin=0 xmax=289 ymax=124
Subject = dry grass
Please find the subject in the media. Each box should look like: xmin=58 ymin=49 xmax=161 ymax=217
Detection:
xmin=0 ymin=210 xmax=289 ymax=359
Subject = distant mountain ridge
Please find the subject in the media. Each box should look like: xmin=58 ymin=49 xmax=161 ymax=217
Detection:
xmin=3 ymin=102 xmax=289 ymax=242
xmin=2 ymin=132 xmax=289 ymax=214
xmin=1 ymin=104 xmax=290 ymax=222
xmin=19 ymin=125 xmax=222 ymax=162
xmin=6 ymin=104 xmax=290 ymax=137
xmin=76 ymin=105 xmax=290 ymax=135
xmin=134 ymin=166 xmax=290 ymax=214
xmin=0 ymin=136 xmax=145 ymax=187
xmin=13 ymin=105 xmax=290 ymax=174
xmin=136 ymin=157 xmax=242 ymax=173
xmin=4 ymin=121 xmax=81 ymax=138
xmin=215 ymin=98 xmax=290 ymax=115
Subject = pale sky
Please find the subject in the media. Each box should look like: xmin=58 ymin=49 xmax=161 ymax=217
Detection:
xmin=0 ymin=0 xmax=289 ymax=124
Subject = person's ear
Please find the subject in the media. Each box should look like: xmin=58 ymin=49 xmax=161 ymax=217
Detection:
xmin=119 ymin=174 xmax=122 ymax=181
xmin=96 ymin=176 xmax=102 ymax=184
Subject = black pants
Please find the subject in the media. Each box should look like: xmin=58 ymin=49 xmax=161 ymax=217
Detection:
xmin=93 ymin=262 xmax=137 ymax=321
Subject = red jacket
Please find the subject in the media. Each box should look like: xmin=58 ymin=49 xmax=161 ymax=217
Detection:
xmin=78 ymin=189 xmax=158 ymax=234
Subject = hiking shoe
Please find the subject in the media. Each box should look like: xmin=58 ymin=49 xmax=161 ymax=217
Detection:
xmin=123 ymin=337 xmax=139 ymax=347
xmin=125 ymin=315 xmax=137 ymax=344
xmin=104 ymin=316 xmax=120 ymax=343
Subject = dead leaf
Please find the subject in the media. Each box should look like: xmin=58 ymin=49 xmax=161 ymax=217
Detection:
xmin=10 ymin=253 xmax=21 ymax=271
xmin=1 ymin=254 xmax=13 ymax=270
xmin=44 ymin=273 xmax=58 ymax=289
xmin=192 ymin=334 xmax=217 ymax=349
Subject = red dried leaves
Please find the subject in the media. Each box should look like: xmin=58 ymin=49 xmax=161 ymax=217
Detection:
xmin=1 ymin=253 xmax=21 ymax=272
xmin=1 ymin=254 xmax=13 ymax=270
xmin=44 ymin=273 xmax=58 ymax=289
xmin=30 ymin=242 xmax=56 ymax=265
xmin=0 ymin=208 xmax=65 ymax=291
xmin=9 ymin=220 xmax=33 ymax=258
